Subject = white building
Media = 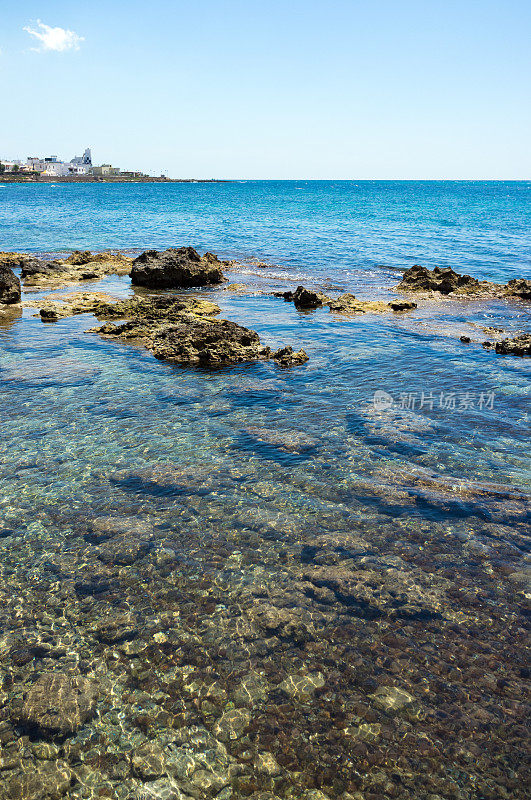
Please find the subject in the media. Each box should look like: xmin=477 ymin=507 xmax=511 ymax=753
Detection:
xmin=0 ymin=159 xmax=24 ymax=173
xmin=3 ymin=149 xmax=123 ymax=178
xmin=25 ymin=148 xmax=93 ymax=176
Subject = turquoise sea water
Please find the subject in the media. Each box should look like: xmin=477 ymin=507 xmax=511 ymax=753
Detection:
xmin=0 ymin=181 xmax=529 ymax=799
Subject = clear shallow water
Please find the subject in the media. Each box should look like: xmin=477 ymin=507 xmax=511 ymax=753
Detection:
xmin=0 ymin=182 xmax=530 ymax=799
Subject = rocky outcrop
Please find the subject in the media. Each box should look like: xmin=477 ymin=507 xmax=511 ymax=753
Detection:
xmin=20 ymin=251 xmax=132 ymax=288
xmin=150 ymin=316 xmax=269 ymax=364
xmin=292 ymin=285 xmax=329 ymax=309
xmin=0 ymin=252 xmax=30 ymax=269
xmin=506 ymin=278 xmax=531 ymax=299
xmin=397 ymin=265 xmax=480 ymax=294
xmin=494 ymin=334 xmax=531 ymax=356
xmin=16 ymin=673 xmax=97 ymax=737
xmin=0 ymin=265 xmax=21 ymax=304
xmin=278 ymin=288 xmax=417 ymax=314
xmin=397 ymin=264 xmax=531 ymax=299
xmin=130 ymin=247 xmax=225 ymax=288
xmin=275 ymin=285 xmax=330 ymax=309
xmin=90 ymin=294 xmax=308 ymax=367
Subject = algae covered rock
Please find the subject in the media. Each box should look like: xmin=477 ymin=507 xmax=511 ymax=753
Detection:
xmin=130 ymin=247 xmax=225 ymax=288
xmin=20 ymin=251 xmax=132 ymax=288
xmin=271 ymin=345 xmax=309 ymax=366
xmin=18 ymin=673 xmax=97 ymax=737
xmin=0 ymin=265 xmax=21 ymax=305
xmin=151 ymin=317 xmax=269 ymax=364
xmin=5 ymin=762 xmax=72 ymax=800
xmin=328 ymin=293 xmax=388 ymax=313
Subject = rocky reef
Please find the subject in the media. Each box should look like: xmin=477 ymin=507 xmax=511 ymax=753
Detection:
xmin=0 ymin=265 xmax=21 ymax=305
xmin=25 ymin=291 xmax=118 ymax=321
xmin=397 ymin=264 xmax=531 ymax=298
xmin=18 ymin=250 xmax=133 ymax=289
xmin=89 ymin=295 xmax=308 ymax=367
xmin=130 ymin=247 xmax=226 ymax=289
xmin=276 ymin=286 xmax=418 ymax=314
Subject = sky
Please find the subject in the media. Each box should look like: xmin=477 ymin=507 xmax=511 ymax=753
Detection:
xmin=0 ymin=0 xmax=530 ymax=179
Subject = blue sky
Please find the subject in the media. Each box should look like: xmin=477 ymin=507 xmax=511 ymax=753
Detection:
xmin=1 ymin=0 xmax=530 ymax=178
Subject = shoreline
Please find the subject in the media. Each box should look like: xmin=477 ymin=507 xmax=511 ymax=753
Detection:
xmin=0 ymin=175 xmax=230 ymax=184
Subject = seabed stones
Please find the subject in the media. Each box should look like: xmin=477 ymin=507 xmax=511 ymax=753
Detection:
xmin=16 ymin=673 xmax=98 ymax=737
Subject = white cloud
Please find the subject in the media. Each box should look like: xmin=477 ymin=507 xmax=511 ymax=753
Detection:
xmin=23 ymin=20 xmax=84 ymax=52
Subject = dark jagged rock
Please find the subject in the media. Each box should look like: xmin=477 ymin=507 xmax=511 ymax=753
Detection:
xmin=0 ymin=265 xmax=21 ymax=304
xmin=16 ymin=673 xmax=97 ymax=737
xmin=460 ymin=335 xmax=471 ymax=343
xmin=130 ymin=247 xmax=225 ymax=288
xmin=397 ymin=264 xmax=531 ymax=299
xmin=495 ymin=334 xmax=531 ymax=356
xmin=292 ymin=285 xmax=329 ymax=309
xmin=506 ymin=278 xmax=531 ymax=299
xmin=388 ymin=300 xmax=417 ymax=311
xmin=397 ymin=265 xmax=480 ymax=294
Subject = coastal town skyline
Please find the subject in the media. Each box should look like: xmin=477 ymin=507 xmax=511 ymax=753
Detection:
xmin=1 ymin=1 xmax=530 ymax=179
xmin=0 ymin=148 xmax=153 ymax=179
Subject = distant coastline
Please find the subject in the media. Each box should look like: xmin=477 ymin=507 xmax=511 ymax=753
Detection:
xmin=0 ymin=175 xmax=228 ymax=184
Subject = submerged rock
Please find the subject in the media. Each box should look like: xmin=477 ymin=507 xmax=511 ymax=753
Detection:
xmin=370 ymin=686 xmax=415 ymax=712
xmin=17 ymin=673 xmax=97 ymax=737
xmin=495 ymin=334 xmax=531 ymax=356
xmin=130 ymin=247 xmax=225 ymax=288
xmin=279 ymin=672 xmax=325 ymax=700
xmin=5 ymin=762 xmax=72 ymax=800
xmin=0 ymin=265 xmax=21 ymax=305
xmin=0 ymin=357 xmax=99 ymax=387
xmin=213 ymin=708 xmax=251 ymax=741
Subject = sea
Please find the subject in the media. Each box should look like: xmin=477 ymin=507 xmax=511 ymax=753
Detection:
xmin=0 ymin=180 xmax=529 ymax=799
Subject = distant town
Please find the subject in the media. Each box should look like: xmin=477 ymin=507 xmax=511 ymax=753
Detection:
xmin=0 ymin=148 xmax=151 ymax=179
xmin=0 ymin=148 xmax=223 ymax=182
